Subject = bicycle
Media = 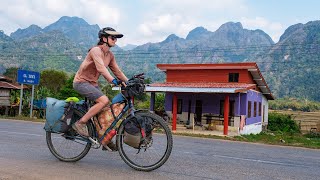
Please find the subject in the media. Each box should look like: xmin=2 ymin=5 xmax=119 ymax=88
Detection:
xmin=45 ymin=73 xmax=173 ymax=171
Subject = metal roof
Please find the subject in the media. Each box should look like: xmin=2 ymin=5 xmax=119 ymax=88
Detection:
xmin=0 ymin=81 xmax=28 ymax=90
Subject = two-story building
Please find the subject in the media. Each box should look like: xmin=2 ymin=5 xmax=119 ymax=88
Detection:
xmin=146 ymin=62 xmax=274 ymax=135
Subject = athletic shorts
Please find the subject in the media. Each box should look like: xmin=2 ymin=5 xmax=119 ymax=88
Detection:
xmin=73 ymin=82 xmax=104 ymax=101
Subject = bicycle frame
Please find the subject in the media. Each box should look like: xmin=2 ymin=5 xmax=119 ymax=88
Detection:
xmin=96 ymin=94 xmax=134 ymax=143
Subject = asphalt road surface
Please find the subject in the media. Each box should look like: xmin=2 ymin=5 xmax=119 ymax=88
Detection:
xmin=0 ymin=119 xmax=319 ymax=180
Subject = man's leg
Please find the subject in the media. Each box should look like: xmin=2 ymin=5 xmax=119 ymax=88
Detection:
xmin=73 ymin=95 xmax=109 ymax=136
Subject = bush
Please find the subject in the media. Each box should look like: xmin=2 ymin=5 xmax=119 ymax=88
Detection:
xmin=268 ymin=112 xmax=300 ymax=133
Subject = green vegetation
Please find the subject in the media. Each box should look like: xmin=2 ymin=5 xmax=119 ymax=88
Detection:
xmin=235 ymin=112 xmax=320 ymax=149
xmin=268 ymin=112 xmax=300 ymax=133
xmin=235 ymin=131 xmax=320 ymax=149
xmin=173 ymin=111 xmax=320 ymax=149
xmin=269 ymin=98 xmax=320 ymax=112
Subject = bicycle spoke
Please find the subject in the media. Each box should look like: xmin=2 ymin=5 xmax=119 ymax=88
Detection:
xmin=46 ymin=118 xmax=93 ymax=162
xmin=117 ymin=112 xmax=173 ymax=171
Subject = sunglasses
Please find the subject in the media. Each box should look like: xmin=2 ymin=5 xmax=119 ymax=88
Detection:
xmin=109 ymin=36 xmax=117 ymax=41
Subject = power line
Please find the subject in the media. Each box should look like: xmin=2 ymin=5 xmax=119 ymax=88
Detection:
xmin=0 ymin=41 xmax=319 ymax=54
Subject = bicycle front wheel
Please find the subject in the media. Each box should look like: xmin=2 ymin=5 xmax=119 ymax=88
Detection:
xmin=46 ymin=112 xmax=93 ymax=162
xmin=117 ymin=112 xmax=173 ymax=171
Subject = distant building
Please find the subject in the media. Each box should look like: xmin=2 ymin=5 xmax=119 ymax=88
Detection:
xmin=0 ymin=75 xmax=27 ymax=115
xmin=146 ymin=62 xmax=274 ymax=135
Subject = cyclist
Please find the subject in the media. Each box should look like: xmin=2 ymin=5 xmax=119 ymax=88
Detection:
xmin=72 ymin=27 xmax=128 ymax=143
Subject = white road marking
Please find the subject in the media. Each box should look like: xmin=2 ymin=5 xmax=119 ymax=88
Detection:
xmin=0 ymin=130 xmax=43 ymax=137
xmin=182 ymin=151 xmax=311 ymax=167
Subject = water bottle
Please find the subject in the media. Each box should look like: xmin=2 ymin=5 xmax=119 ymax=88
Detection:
xmin=101 ymin=129 xmax=116 ymax=145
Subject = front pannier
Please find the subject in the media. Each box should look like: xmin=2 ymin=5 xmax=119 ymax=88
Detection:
xmin=123 ymin=116 xmax=144 ymax=148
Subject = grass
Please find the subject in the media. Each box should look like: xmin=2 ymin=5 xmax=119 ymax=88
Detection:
xmin=173 ymin=130 xmax=320 ymax=149
xmin=233 ymin=131 xmax=320 ymax=149
xmin=0 ymin=115 xmax=45 ymax=123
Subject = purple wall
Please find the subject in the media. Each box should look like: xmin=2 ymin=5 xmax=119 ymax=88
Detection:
xmin=240 ymin=93 xmax=247 ymax=115
xmin=245 ymin=90 xmax=263 ymax=125
xmin=164 ymin=91 xmax=264 ymax=125
xmin=165 ymin=92 xmax=241 ymax=116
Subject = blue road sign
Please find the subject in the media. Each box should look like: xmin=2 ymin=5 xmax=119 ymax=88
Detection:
xmin=17 ymin=70 xmax=40 ymax=85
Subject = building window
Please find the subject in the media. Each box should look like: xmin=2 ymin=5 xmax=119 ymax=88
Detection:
xmin=229 ymin=73 xmax=239 ymax=82
xmin=248 ymin=101 xmax=252 ymax=118
xmin=254 ymin=101 xmax=257 ymax=117
xmin=259 ymin=102 xmax=262 ymax=116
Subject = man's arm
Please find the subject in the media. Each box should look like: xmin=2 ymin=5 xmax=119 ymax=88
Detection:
xmin=109 ymin=54 xmax=128 ymax=82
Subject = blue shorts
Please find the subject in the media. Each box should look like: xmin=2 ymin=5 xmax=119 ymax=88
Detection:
xmin=73 ymin=82 xmax=104 ymax=101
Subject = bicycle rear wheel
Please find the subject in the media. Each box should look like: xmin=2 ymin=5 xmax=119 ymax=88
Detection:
xmin=117 ymin=112 xmax=173 ymax=171
xmin=46 ymin=112 xmax=93 ymax=162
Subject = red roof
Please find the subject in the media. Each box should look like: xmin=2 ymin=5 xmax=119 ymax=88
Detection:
xmin=146 ymin=82 xmax=258 ymax=93
xmin=151 ymin=82 xmax=256 ymax=90
xmin=157 ymin=62 xmax=258 ymax=71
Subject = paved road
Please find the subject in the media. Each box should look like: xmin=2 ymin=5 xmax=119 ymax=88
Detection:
xmin=0 ymin=119 xmax=319 ymax=180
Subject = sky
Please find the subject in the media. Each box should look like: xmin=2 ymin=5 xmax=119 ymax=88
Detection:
xmin=0 ymin=0 xmax=319 ymax=47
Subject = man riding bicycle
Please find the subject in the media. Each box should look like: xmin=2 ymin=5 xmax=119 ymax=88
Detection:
xmin=72 ymin=27 xmax=128 ymax=149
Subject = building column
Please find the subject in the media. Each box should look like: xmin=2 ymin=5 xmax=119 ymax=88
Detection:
xmin=172 ymin=93 xmax=177 ymax=131
xmin=150 ymin=92 xmax=155 ymax=112
xmin=224 ymin=94 xmax=229 ymax=135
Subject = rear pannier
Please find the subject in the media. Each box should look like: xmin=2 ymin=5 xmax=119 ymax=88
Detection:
xmin=44 ymin=97 xmax=74 ymax=133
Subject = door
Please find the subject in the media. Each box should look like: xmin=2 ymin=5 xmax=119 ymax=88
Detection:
xmin=195 ymin=100 xmax=202 ymax=125
xmin=220 ymin=100 xmax=235 ymax=125
xmin=187 ymin=100 xmax=191 ymax=125
xmin=229 ymin=101 xmax=235 ymax=126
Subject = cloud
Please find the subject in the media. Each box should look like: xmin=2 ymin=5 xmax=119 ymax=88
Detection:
xmin=134 ymin=13 xmax=197 ymax=45
xmin=0 ymin=0 xmax=292 ymax=46
xmin=240 ymin=17 xmax=285 ymax=42
xmin=128 ymin=0 xmax=248 ymax=45
xmin=0 ymin=0 xmax=120 ymax=35
xmin=138 ymin=14 xmax=185 ymax=36
xmin=150 ymin=0 xmax=247 ymax=12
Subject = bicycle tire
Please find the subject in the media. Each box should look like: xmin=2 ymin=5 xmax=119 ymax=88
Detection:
xmin=46 ymin=111 xmax=93 ymax=162
xmin=116 ymin=112 xmax=173 ymax=171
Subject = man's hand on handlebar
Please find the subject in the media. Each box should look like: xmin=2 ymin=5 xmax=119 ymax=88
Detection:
xmin=111 ymin=78 xmax=127 ymax=87
xmin=112 ymin=79 xmax=121 ymax=86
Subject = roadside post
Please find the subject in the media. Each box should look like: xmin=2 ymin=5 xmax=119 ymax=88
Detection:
xmin=17 ymin=70 xmax=40 ymax=117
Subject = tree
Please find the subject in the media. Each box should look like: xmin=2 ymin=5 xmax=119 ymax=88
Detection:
xmin=39 ymin=69 xmax=68 ymax=95
xmin=3 ymin=67 xmax=19 ymax=82
xmin=57 ymin=74 xmax=81 ymax=99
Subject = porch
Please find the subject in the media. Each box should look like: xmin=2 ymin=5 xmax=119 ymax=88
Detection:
xmin=170 ymin=124 xmax=240 ymax=137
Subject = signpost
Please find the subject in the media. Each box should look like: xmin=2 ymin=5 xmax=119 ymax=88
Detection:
xmin=17 ymin=70 xmax=40 ymax=117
